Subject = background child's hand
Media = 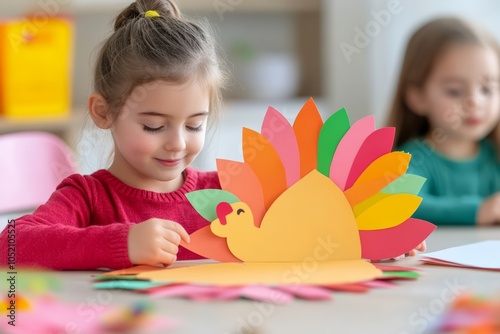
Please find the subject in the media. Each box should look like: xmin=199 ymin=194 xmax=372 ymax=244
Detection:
xmin=406 ymin=241 xmax=426 ymax=257
xmin=390 ymin=241 xmax=426 ymax=260
xmin=127 ymin=218 xmax=190 ymax=266
xmin=476 ymin=193 xmax=500 ymax=226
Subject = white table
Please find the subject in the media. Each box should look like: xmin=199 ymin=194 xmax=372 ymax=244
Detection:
xmin=5 ymin=227 xmax=498 ymax=334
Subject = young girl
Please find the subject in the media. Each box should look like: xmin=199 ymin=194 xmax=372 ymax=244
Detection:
xmin=0 ymin=0 xmax=226 ymax=270
xmin=387 ymin=17 xmax=500 ymax=226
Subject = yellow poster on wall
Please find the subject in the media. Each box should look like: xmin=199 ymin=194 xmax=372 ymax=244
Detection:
xmin=0 ymin=17 xmax=73 ymax=118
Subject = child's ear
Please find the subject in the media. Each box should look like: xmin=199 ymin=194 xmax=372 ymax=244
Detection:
xmin=405 ymin=85 xmax=428 ymax=116
xmin=88 ymin=93 xmax=113 ymax=129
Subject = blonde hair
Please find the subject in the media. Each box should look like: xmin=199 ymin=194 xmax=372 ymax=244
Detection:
xmin=386 ymin=17 xmax=500 ymax=147
xmin=93 ymin=0 xmax=226 ymax=124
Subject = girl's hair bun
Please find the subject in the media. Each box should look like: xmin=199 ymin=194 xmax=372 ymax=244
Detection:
xmin=114 ymin=0 xmax=180 ymax=31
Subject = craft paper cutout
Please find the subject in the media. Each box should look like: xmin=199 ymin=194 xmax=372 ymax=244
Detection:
xmin=209 ymin=171 xmax=361 ymax=262
xmin=216 ymin=160 xmax=266 ymax=226
xmin=173 ymin=99 xmax=435 ymax=286
xmin=317 ymin=107 xmax=350 ymax=177
xmin=185 ymin=190 xmax=239 ymax=222
xmin=372 ymin=263 xmax=420 ymax=272
xmin=94 ymin=263 xmax=421 ymax=302
xmin=147 ymin=284 xmax=319 ymax=303
xmin=421 ymin=241 xmax=500 ymax=270
xmin=261 ymin=106 xmax=300 ymax=187
xmin=180 ymin=225 xmax=240 ymax=263
xmin=381 ymin=174 xmax=426 ymax=195
xmin=330 ymin=115 xmax=375 ymax=190
xmin=182 ymin=100 xmax=434 ymax=265
xmin=381 ymin=271 xmax=421 ymax=279
xmin=359 ymin=218 xmax=435 ymax=260
xmin=275 ymin=285 xmax=333 ymax=300
xmin=343 ymin=151 xmax=410 ymax=207
xmin=94 ymin=280 xmax=163 ymax=290
xmin=100 ymin=265 xmax=161 ymax=276
xmin=243 ymin=128 xmax=287 ymax=209
xmin=345 ymin=127 xmax=395 ymax=189
xmin=355 ymin=194 xmax=422 ymax=230
xmin=293 ymin=98 xmax=323 ymax=177
xmin=138 ymin=261 xmax=380 ymax=286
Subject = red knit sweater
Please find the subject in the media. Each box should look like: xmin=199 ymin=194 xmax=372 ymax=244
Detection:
xmin=0 ymin=168 xmax=220 ymax=270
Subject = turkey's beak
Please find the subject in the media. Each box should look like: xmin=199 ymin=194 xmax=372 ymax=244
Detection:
xmin=216 ymin=202 xmax=233 ymax=225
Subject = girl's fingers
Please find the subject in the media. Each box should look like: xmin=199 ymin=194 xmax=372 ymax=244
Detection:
xmin=160 ymin=239 xmax=179 ymax=256
xmin=174 ymin=223 xmax=190 ymax=244
xmin=158 ymin=249 xmax=177 ymax=266
xmin=160 ymin=221 xmax=191 ymax=244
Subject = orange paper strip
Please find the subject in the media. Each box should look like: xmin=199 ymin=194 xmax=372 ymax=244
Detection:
xmin=293 ymin=98 xmax=323 ymax=177
xmin=242 ymin=128 xmax=287 ymax=209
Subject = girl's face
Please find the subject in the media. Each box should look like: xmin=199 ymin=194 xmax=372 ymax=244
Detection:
xmin=411 ymin=44 xmax=500 ymax=144
xmin=108 ymin=80 xmax=210 ymax=193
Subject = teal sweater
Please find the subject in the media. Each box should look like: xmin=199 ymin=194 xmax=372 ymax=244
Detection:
xmin=399 ymin=138 xmax=500 ymax=226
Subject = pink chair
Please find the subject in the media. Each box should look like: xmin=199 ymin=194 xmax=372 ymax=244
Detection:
xmin=0 ymin=131 xmax=78 ymax=213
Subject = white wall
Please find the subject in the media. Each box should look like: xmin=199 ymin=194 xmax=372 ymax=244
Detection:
xmin=324 ymin=0 xmax=500 ymax=125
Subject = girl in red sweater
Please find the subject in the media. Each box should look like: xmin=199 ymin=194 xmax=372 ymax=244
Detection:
xmin=0 ymin=0 xmax=226 ymax=270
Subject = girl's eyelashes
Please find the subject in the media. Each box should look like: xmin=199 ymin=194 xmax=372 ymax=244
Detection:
xmin=186 ymin=124 xmax=204 ymax=132
xmin=142 ymin=124 xmax=204 ymax=133
xmin=143 ymin=125 xmax=164 ymax=133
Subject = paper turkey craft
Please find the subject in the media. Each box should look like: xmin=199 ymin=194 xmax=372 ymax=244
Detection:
xmin=138 ymin=98 xmax=436 ymax=286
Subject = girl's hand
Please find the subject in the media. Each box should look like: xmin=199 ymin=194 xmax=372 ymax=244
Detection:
xmin=127 ymin=218 xmax=190 ymax=266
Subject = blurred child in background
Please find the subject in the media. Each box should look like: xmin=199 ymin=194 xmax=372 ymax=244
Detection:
xmin=387 ymin=17 xmax=500 ymax=226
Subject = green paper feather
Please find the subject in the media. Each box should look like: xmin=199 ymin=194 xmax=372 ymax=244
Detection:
xmin=186 ymin=190 xmax=240 ymax=222
xmin=317 ymin=108 xmax=350 ymax=177
xmin=381 ymin=174 xmax=426 ymax=195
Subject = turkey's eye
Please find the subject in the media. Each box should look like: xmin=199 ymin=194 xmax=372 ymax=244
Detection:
xmin=236 ymin=209 xmax=245 ymax=215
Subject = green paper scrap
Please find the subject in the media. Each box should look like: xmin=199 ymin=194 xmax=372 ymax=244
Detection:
xmin=317 ymin=108 xmax=350 ymax=177
xmin=382 ymin=271 xmax=420 ymax=279
xmin=93 ymin=275 xmax=146 ymax=281
xmin=186 ymin=190 xmax=240 ymax=222
xmin=94 ymin=280 xmax=164 ymax=290
xmin=381 ymin=174 xmax=426 ymax=196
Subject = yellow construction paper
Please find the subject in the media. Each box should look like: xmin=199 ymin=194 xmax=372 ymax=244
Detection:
xmin=356 ymin=194 xmax=422 ymax=230
xmin=137 ymin=260 xmax=382 ymax=286
xmin=353 ymin=193 xmax=390 ymax=217
xmin=210 ymin=170 xmax=361 ymax=262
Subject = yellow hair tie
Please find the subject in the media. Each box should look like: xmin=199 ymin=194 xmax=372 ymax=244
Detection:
xmin=145 ymin=10 xmax=160 ymax=18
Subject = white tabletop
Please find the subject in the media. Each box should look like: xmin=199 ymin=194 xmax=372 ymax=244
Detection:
xmin=4 ymin=226 xmax=496 ymax=334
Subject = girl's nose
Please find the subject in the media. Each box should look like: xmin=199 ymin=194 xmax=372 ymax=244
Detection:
xmin=462 ymin=93 xmax=479 ymax=114
xmin=164 ymin=128 xmax=186 ymax=151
